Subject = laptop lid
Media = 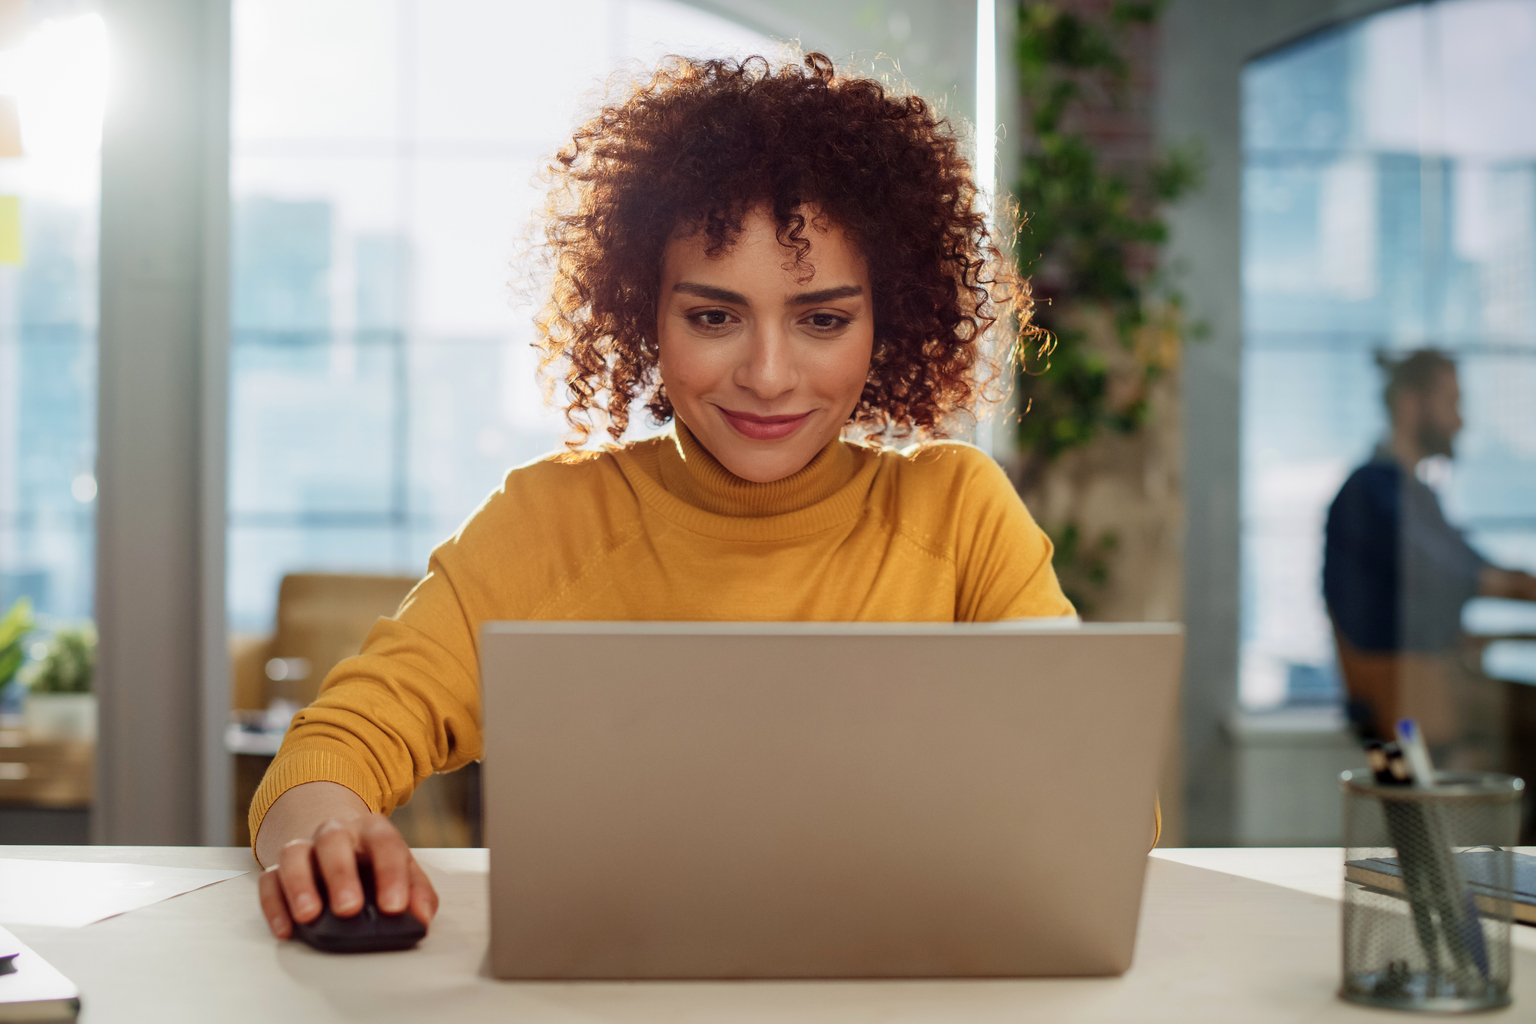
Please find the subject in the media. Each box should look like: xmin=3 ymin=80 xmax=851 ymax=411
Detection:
xmin=480 ymin=622 xmax=1183 ymax=979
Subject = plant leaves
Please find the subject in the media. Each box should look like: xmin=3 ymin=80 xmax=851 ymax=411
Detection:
xmin=0 ymin=597 xmax=33 ymax=651
xmin=1013 ymin=0 xmax=1203 ymax=465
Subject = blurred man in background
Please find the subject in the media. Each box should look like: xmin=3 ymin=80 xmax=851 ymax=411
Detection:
xmin=1324 ymin=350 xmax=1536 ymax=758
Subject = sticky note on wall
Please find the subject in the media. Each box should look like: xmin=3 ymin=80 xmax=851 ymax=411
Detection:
xmin=0 ymin=196 xmax=22 ymax=265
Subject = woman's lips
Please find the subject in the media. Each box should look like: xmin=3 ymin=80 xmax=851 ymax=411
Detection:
xmin=717 ymin=407 xmax=811 ymax=441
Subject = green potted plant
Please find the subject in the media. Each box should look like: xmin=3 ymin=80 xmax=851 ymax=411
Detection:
xmin=22 ymin=623 xmax=97 ymax=742
xmin=1009 ymin=1 xmax=1201 ymax=616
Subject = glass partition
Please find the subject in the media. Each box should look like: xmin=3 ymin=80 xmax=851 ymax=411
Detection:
xmin=1241 ymin=0 xmax=1536 ymax=712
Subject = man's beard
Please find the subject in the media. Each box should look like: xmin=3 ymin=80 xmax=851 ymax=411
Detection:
xmin=1418 ymin=419 xmax=1455 ymax=459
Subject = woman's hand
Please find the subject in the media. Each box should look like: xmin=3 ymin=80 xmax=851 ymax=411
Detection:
xmin=254 ymin=781 xmax=439 ymax=940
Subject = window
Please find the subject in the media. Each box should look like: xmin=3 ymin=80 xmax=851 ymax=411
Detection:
xmin=228 ymin=0 xmax=774 ymax=632
xmin=1240 ymin=0 xmax=1536 ymax=710
xmin=0 ymin=10 xmax=107 ymax=627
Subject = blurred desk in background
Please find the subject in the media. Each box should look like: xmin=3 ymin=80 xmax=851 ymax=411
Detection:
xmin=1465 ymin=598 xmax=1536 ymax=685
xmin=0 ymin=727 xmax=91 ymax=844
xmin=1464 ymin=598 xmax=1536 ymax=842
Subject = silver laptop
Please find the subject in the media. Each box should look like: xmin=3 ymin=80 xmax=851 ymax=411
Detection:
xmin=480 ymin=621 xmax=1183 ymax=980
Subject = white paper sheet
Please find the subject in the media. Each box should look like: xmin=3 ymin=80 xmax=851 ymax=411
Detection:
xmin=0 ymin=924 xmax=79 ymax=1013
xmin=0 ymin=859 xmax=247 ymax=928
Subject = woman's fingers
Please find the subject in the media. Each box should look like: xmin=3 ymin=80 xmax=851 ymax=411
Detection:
xmin=276 ymin=840 xmax=324 ymax=924
xmin=407 ymin=856 xmax=439 ymax=926
xmin=356 ymin=813 xmax=434 ymax=927
xmin=360 ymin=815 xmax=412 ymax=915
xmin=258 ymin=866 xmax=293 ymax=939
xmin=312 ymin=820 xmax=364 ymax=917
xmin=263 ymin=809 xmax=432 ymax=939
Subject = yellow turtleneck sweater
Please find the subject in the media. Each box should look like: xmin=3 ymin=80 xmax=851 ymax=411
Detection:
xmin=249 ymin=424 xmax=1075 ymax=841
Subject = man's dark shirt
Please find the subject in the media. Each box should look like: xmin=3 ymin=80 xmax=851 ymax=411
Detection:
xmin=1323 ymin=446 xmax=1486 ymax=653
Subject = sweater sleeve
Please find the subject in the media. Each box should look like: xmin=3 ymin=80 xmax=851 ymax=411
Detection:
xmin=246 ymin=553 xmax=486 ymax=843
xmin=945 ymin=447 xmax=1075 ymax=622
xmin=245 ymin=452 xmax=628 ymax=847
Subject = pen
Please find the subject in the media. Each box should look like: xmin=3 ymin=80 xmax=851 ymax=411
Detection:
xmin=1396 ymin=719 xmax=1490 ymax=983
xmin=1365 ymin=740 xmax=1441 ymax=977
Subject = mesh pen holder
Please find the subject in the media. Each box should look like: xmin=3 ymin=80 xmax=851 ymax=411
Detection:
xmin=1340 ymin=770 xmax=1524 ymax=1013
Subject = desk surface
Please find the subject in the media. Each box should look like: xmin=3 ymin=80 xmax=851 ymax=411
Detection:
xmin=4 ymin=845 xmax=1535 ymax=1022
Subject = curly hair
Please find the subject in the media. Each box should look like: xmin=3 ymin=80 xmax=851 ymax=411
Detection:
xmin=535 ymin=52 xmax=1030 ymax=445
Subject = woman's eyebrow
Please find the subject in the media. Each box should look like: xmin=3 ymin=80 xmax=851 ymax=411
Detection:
xmin=673 ymin=282 xmax=749 ymax=304
xmin=671 ymin=282 xmax=864 ymax=306
xmin=786 ymin=284 xmax=863 ymax=306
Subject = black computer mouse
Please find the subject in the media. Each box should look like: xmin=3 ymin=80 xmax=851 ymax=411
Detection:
xmin=291 ymin=862 xmax=427 ymax=953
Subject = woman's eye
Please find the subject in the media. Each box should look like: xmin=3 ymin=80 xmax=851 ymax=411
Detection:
xmin=691 ymin=310 xmax=733 ymax=328
xmin=807 ymin=313 xmax=849 ymax=330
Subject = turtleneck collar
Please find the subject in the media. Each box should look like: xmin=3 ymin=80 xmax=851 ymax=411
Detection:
xmin=656 ymin=419 xmax=859 ymax=518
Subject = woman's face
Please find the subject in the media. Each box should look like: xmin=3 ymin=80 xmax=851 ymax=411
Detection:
xmin=657 ymin=207 xmax=874 ymax=484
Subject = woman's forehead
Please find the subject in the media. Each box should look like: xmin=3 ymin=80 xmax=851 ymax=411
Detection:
xmin=662 ymin=207 xmax=866 ymax=285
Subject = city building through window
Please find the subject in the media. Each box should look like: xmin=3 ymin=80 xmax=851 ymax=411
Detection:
xmin=0 ymin=9 xmax=107 ymax=628
xmin=228 ymin=0 xmax=774 ymax=633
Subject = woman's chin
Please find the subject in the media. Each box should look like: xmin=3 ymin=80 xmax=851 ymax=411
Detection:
xmin=701 ymin=427 xmax=827 ymax=484
xmin=715 ymin=444 xmax=817 ymax=483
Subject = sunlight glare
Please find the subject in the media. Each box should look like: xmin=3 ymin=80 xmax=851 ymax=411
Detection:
xmin=0 ymin=14 xmax=109 ymax=161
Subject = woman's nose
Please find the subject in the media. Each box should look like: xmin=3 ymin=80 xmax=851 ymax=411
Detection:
xmin=733 ymin=324 xmax=798 ymax=401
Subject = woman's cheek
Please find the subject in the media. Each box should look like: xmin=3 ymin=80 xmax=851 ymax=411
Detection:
xmin=659 ymin=350 xmax=702 ymax=397
xmin=681 ymin=340 xmax=740 ymax=392
xmin=826 ymin=338 xmax=874 ymax=403
xmin=658 ymin=349 xmax=719 ymax=412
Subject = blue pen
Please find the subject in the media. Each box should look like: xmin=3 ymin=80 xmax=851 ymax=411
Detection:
xmin=1366 ymin=741 xmax=1441 ymax=976
xmin=1397 ymin=719 xmax=1490 ymax=982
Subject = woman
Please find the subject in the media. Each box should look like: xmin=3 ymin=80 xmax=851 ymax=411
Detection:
xmin=255 ymin=52 xmax=1073 ymax=939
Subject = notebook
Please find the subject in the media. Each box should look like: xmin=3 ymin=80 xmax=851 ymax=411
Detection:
xmin=1345 ymin=851 xmax=1536 ymax=925
xmin=0 ymin=925 xmax=78 ymax=1022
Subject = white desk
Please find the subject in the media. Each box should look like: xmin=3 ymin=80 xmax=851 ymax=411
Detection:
xmin=4 ymin=845 xmax=1534 ymax=1022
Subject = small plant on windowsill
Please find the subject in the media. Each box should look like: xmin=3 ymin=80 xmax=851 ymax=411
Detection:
xmin=1010 ymin=0 xmax=1202 ymax=611
xmin=21 ymin=622 xmax=97 ymax=743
